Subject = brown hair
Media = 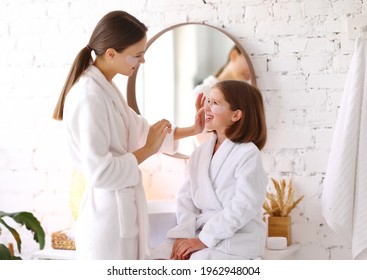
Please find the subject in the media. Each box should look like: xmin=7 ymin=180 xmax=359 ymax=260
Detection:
xmin=214 ymin=80 xmax=267 ymax=150
xmin=53 ymin=11 xmax=147 ymax=120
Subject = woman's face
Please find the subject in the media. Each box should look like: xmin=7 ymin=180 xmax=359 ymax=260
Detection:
xmin=205 ymin=87 xmax=236 ymax=134
xmin=114 ymin=35 xmax=147 ymax=76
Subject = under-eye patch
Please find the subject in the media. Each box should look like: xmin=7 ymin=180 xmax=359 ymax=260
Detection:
xmin=206 ymin=101 xmax=225 ymax=113
xmin=126 ymin=55 xmax=140 ymax=67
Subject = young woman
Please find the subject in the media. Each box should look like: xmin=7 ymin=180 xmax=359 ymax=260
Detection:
xmin=53 ymin=11 xmax=204 ymax=260
xmin=151 ymin=80 xmax=268 ymax=260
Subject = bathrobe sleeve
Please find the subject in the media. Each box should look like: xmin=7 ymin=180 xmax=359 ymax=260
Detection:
xmin=192 ymin=75 xmax=218 ymax=99
xmin=125 ymin=105 xmax=178 ymax=155
xmin=72 ymin=93 xmax=141 ymax=190
xmin=199 ymin=149 xmax=267 ymax=248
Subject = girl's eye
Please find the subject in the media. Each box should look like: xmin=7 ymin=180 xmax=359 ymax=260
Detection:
xmin=207 ymin=99 xmax=218 ymax=104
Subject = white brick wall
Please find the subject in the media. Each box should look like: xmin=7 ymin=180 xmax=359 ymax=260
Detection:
xmin=0 ymin=0 xmax=361 ymax=259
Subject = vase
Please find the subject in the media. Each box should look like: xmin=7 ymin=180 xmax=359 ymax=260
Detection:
xmin=267 ymin=216 xmax=292 ymax=246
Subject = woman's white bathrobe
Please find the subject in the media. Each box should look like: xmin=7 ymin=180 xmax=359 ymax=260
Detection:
xmin=63 ymin=66 xmax=177 ymax=260
xmin=152 ymin=134 xmax=268 ymax=259
xmin=193 ymin=75 xmax=218 ymax=98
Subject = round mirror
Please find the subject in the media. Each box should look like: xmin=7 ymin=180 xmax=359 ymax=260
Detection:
xmin=127 ymin=23 xmax=256 ymax=157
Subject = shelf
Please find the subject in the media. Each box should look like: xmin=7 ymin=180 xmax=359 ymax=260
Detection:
xmin=262 ymin=243 xmax=301 ymax=260
xmin=32 ymin=244 xmax=301 ymax=260
xmin=31 ymin=248 xmax=76 ymax=260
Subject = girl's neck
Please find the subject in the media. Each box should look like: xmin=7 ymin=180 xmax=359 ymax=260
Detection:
xmin=216 ymin=134 xmax=226 ymax=145
xmin=213 ymin=133 xmax=226 ymax=155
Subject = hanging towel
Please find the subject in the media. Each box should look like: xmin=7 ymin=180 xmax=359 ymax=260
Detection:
xmin=322 ymin=37 xmax=367 ymax=259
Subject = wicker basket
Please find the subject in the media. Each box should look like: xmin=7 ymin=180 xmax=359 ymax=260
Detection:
xmin=51 ymin=230 xmax=76 ymax=250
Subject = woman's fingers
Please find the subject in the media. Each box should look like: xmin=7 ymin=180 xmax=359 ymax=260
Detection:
xmin=154 ymin=119 xmax=172 ymax=133
xmin=145 ymin=119 xmax=173 ymax=154
xmin=195 ymin=92 xmax=206 ymax=111
xmin=194 ymin=107 xmax=205 ymax=134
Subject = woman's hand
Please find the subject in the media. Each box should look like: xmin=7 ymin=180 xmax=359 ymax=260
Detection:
xmin=145 ymin=119 xmax=172 ymax=154
xmin=195 ymin=92 xmax=206 ymax=112
xmin=170 ymin=238 xmax=207 ymax=260
xmin=133 ymin=119 xmax=172 ymax=164
xmin=193 ymin=92 xmax=206 ymax=134
xmin=173 ymin=93 xmax=206 ymax=140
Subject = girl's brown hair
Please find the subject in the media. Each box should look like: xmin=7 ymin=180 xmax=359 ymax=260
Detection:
xmin=53 ymin=11 xmax=147 ymax=120
xmin=214 ymin=80 xmax=267 ymax=150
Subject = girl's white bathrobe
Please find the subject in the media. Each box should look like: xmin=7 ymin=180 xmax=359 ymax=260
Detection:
xmin=63 ymin=66 xmax=177 ymax=260
xmin=152 ymin=134 xmax=268 ymax=259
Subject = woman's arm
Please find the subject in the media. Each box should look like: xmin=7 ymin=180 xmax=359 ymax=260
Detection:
xmin=174 ymin=92 xmax=206 ymax=140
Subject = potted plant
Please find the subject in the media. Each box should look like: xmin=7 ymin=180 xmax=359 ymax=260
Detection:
xmin=0 ymin=211 xmax=45 ymax=260
xmin=262 ymin=178 xmax=304 ymax=246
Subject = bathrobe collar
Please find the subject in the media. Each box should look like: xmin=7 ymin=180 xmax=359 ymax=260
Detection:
xmin=196 ymin=134 xmax=236 ymax=210
xmin=86 ymin=66 xmax=130 ymax=126
xmin=210 ymin=137 xmax=236 ymax=183
xmin=85 ymin=66 xmax=134 ymax=149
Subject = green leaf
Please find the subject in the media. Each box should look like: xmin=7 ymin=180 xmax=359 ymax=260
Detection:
xmin=0 ymin=217 xmax=22 ymax=252
xmin=0 ymin=211 xmax=45 ymax=251
xmin=0 ymin=244 xmax=22 ymax=260
xmin=0 ymin=243 xmax=13 ymax=260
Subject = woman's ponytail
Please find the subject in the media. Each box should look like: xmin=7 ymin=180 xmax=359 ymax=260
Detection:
xmin=53 ymin=46 xmax=93 ymax=120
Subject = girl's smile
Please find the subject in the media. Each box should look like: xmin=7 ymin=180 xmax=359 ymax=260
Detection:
xmin=204 ymin=88 xmax=233 ymax=133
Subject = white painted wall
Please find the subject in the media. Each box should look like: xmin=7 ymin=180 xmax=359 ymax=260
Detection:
xmin=1 ymin=0 xmax=365 ymax=259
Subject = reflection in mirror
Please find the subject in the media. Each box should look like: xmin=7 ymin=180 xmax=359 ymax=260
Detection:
xmin=127 ymin=23 xmax=256 ymax=157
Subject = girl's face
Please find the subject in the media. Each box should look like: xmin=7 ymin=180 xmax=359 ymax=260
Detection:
xmin=114 ymin=35 xmax=147 ymax=76
xmin=205 ymin=87 xmax=239 ymax=134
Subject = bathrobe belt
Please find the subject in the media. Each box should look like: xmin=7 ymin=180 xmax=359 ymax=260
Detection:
xmin=74 ymin=167 xmax=151 ymax=259
xmin=196 ymin=210 xmax=219 ymax=230
xmin=115 ymin=179 xmax=151 ymax=259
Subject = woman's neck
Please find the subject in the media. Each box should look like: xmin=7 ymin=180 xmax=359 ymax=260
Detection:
xmin=217 ymin=67 xmax=234 ymax=81
xmin=94 ymin=58 xmax=115 ymax=83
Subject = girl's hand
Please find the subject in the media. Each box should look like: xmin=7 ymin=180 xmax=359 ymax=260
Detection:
xmin=170 ymin=238 xmax=207 ymax=260
xmin=170 ymin=238 xmax=188 ymax=260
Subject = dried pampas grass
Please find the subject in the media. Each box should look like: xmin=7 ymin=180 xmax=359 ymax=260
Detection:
xmin=263 ymin=178 xmax=304 ymax=217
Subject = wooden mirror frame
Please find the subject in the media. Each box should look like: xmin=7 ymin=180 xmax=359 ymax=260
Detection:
xmin=127 ymin=22 xmax=257 ymax=115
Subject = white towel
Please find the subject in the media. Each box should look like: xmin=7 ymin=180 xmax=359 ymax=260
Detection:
xmin=322 ymin=37 xmax=367 ymax=259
